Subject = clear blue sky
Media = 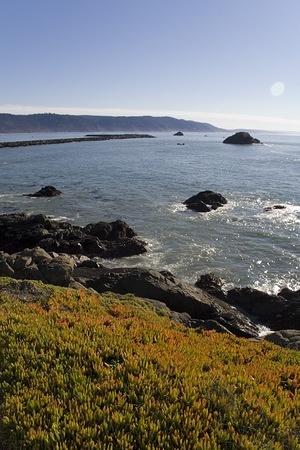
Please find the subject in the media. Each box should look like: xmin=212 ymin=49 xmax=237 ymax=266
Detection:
xmin=1 ymin=0 xmax=300 ymax=130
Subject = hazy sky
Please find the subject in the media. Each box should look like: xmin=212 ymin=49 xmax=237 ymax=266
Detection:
xmin=1 ymin=0 xmax=300 ymax=131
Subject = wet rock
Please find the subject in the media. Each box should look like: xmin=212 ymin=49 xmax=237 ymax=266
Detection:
xmin=264 ymin=205 xmax=286 ymax=212
xmin=223 ymin=132 xmax=261 ymax=145
xmin=184 ymin=190 xmax=227 ymax=212
xmin=84 ymin=267 xmax=260 ymax=338
xmin=278 ymin=287 xmax=300 ymax=301
xmin=27 ymin=185 xmax=62 ymax=197
xmin=174 ymin=131 xmax=184 ymax=136
xmin=0 ymin=213 xmax=147 ymax=258
xmin=195 ymin=273 xmax=226 ymax=300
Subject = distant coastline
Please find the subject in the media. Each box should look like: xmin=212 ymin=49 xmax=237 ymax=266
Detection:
xmin=0 ymin=113 xmax=224 ymax=133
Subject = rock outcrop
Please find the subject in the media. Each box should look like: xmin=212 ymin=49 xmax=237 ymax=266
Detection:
xmin=265 ymin=330 xmax=300 ymax=351
xmin=195 ymin=273 xmax=226 ymax=300
xmin=0 ymin=213 xmax=147 ymax=258
xmin=226 ymin=287 xmax=300 ymax=330
xmin=174 ymin=131 xmax=184 ymax=136
xmin=78 ymin=267 xmax=260 ymax=338
xmin=184 ymin=190 xmax=227 ymax=212
xmin=27 ymin=186 xmax=62 ymax=197
xmin=223 ymin=132 xmax=261 ymax=145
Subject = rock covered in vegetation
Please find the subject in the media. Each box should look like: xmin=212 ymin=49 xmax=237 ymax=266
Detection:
xmin=184 ymin=190 xmax=227 ymax=212
xmin=0 ymin=277 xmax=299 ymax=449
xmin=223 ymin=132 xmax=261 ymax=144
xmin=26 ymin=185 xmax=62 ymax=197
xmin=80 ymin=267 xmax=260 ymax=338
xmin=0 ymin=213 xmax=147 ymax=258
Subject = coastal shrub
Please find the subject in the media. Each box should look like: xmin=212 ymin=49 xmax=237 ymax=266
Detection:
xmin=0 ymin=278 xmax=299 ymax=449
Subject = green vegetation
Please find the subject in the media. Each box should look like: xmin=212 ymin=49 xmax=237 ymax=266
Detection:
xmin=0 ymin=277 xmax=299 ymax=449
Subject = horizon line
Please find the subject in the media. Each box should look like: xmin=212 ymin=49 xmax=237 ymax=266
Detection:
xmin=1 ymin=104 xmax=300 ymax=133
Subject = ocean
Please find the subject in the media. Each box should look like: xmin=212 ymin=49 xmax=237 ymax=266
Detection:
xmin=0 ymin=131 xmax=299 ymax=292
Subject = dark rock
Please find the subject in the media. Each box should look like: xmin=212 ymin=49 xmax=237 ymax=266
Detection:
xmin=27 ymin=185 xmax=62 ymax=197
xmin=184 ymin=190 xmax=227 ymax=212
xmin=196 ymin=319 xmax=232 ymax=334
xmin=264 ymin=205 xmax=286 ymax=212
xmin=174 ymin=131 xmax=184 ymax=136
xmin=223 ymin=132 xmax=261 ymax=145
xmin=227 ymin=287 xmax=287 ymax=317
xmin=78 ymin=259 xmax=103 ymax=269
xmin=0 ymin=259 xmax=15 ymax=277
xmin=84 ymin=267 xmax=260 ymax=338
xmin=265 ymin=330 xmax=300 ymax=350
xmin=226 ymin=287 xmax=300 ymax=330
xmin=38 ymin=256 xmax=74 ymax=286
xmin=177 ymin=143 xmax=185 ymax=146
xmin=195 ymin=273 xmax=226 ymax=300
xmin=0 ymin=213 xmax=147 ymax=258
xmin=278 ymin=287 xmax=300 ymax=301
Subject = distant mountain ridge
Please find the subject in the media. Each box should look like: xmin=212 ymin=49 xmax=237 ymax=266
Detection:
xmin=0 ymin=113 xmax=223 ymax=133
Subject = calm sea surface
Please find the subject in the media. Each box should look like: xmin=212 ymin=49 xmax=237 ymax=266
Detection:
xmin=0 ymin=131 xmax=299 ymax=292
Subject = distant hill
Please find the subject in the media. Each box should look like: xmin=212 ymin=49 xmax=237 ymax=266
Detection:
xmin=0 ymin=113 xmax=223 ymax=133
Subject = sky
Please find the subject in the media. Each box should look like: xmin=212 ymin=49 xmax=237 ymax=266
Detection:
xmin=1 ymin=0 xmax=300 ymax=131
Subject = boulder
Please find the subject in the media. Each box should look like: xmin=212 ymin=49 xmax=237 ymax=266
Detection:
xmin=265 ymin=330 xmax=300 ymax=351
xmin=80 ymin=267 xmax=259 ymax=338
xmin=0 ymin=213 xmax=147 ymax=258
xmin=226 ymin=287 xmax=300 ymax=330
xmin=38 ymin=256 xmax=74 ymax=286
xmin=223 ymin=132 xmax=261 ymax=145
xmin=0 ymin=259 xmax=15 ymax=277
xmin=27 ymin=186 xmax=62 ymax=197
xmin=184 ymin=190 xmax=227 ymax=212
xmin=195 ymin=273 xmax=226 ymax=300
xmin=174 ymin=131 xmax=184 ymax=136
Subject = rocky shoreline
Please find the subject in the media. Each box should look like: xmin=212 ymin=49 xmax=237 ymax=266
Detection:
xmin=0 ymin=212 xmax=299 ymax=350
xmin=0 ymin=134 xmax=155 ymax=149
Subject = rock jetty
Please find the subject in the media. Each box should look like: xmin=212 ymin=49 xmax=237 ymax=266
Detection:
xmin=0 ymin=134 xmax=155 ymax=149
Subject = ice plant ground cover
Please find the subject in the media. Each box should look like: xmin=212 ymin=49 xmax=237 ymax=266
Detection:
xmin=0 ymin=277 xmax=299 ymax=449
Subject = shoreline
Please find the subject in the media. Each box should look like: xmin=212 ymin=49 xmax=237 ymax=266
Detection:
xmin=0 ymin=133 xmax=155 ymax=149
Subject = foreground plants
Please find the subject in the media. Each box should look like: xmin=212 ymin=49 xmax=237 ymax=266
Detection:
xmin=0 ymin=278 xmax=299 ymax=449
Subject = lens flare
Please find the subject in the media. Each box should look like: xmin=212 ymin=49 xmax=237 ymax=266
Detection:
xmin=270 ymin=81 xmax=285 ymax=96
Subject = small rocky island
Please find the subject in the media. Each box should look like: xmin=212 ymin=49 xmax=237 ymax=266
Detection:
xmin=173 ymin=131 xmax=184 ymax=136
xmin=26 ymin=186 xmax=62 ymax=197
xmin=223 ymin=131 xmax=261 ymax=145
xmin=184 ymin=190 xmax=227 ymax=212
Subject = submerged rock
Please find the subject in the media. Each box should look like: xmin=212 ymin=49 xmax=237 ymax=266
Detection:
xmin=174 ymin=131 xmax=184 ymax=136
xmin=184 ymin=190 xmax=227 ymax=212
xmin=223 ymin=132 xmax=261 ymax=145
xmin=0 ymin=213 xmax=147 ymax=258
xmin=264 ymin=204 xmax=286 ymax=212
xmin=27 ymin=186 xmax=62 ymax=197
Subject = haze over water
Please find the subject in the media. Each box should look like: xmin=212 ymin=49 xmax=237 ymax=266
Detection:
xmin=0 ymin=131 xmax=299 ymax=292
